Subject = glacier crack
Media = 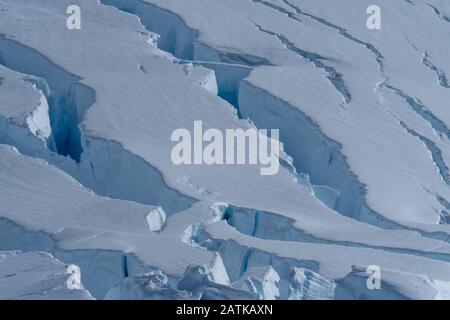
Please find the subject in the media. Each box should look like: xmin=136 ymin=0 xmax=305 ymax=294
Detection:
xmin=253 ymin=23 xmax=352 ymax=104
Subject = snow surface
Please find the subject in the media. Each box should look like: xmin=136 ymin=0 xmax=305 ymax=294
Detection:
xmin=1 ymin=0 xmax=450 ymax=299
xmin=0 ymin=251 xmax=93 ymax=299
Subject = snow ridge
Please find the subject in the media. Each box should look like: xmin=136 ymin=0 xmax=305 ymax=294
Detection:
xmin=2 ymin=0 xmax=450 ymax=300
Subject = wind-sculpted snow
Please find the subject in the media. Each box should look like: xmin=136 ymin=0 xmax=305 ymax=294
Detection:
xmin=335 ymin=266 xmax=450 ymax=300
xmin=200 ymin=221 xmax=450 ymax=299
xmin=422 ymin=51 xmax=450 ymax=89
xmin=0 ymin=145 xmax=231 ymax=298
xmin=130 ymin=0 xmax=450 ymax=226
xmin=2 ymin=0 xmax=450 ymax=300
xmin=0 ymin=251 xmax=93 ymax=300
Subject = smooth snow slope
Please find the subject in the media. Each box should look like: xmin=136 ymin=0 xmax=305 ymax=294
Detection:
xmin=0 ymin=0 xmax=450 ymax=300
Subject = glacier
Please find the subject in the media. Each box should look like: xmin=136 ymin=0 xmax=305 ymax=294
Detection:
xmin=0 ymin=0 xmax=450 ymax=300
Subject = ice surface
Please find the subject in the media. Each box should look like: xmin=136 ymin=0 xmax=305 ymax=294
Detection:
xmin=105 ymin=270 xmax=194 ymax=300
xmin=0 ymin=251 xmax=93 ymax=300
xmin=288 ymin=268 xmax=335 ymax=300
xmin=335 ymin=266 xmax=450 ymax=300
xmin=232 ymin=266 xmax=280 ymax=300
xmin=0 ymin=144 xmax=221 ymax=298
xmin=146 ymin=207 xmax=167 ymax=232
xmin=128 ymin=0 xmax=450 ymax=229
xmin=1 ymin=0 xmax=450 ymax=300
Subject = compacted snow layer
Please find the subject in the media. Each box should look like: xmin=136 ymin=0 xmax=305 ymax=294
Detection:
xmin=121 ymin=0 xmax=450 ymax=227
xmin=0 ymin=251 xmax=93 ymax=300
xmin=1 ymin=0 xmax=450 ymax=300
xmin=0 ymin=145 xmax=233 ymax=298
xmin=0 ymin=36 xmax=195 ymax=215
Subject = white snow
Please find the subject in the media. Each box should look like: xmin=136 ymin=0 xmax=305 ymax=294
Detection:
xmin=0 ymin=144 xmax=237 ymax=298
xmin=1 ymin=0 xmax=450 ymax=300
xmin=0 ymin=251 xmax=93 ymax=300
xmin=127 ymin=0 xmax=450 ymax=231
xmin=104 ymin=270 xmax=193 ymax=300
xmin=145 ymin=207 xmax=167 ymax=232
xmin=288 ymin=268 xmax=335 ymax=300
